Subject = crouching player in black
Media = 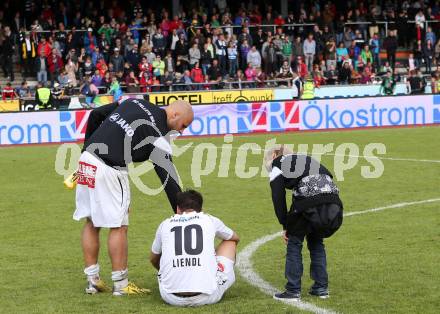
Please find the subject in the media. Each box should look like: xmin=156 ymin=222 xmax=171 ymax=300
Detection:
xmin=266 ymin=145 xmax=343 ymax=301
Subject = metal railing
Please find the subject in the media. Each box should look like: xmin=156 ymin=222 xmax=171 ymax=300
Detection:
xmin=15 ymin=74 xmax=410 ymax=98
xmin=191 ymin=20 xmax=440 ymax=37
xmin=26 ymin=19 xmax=440 ymax=37
xmin=32 ymin=29 xmax=88 ymax=33
xmin=66 ymin=78 xmax=294 ymax=94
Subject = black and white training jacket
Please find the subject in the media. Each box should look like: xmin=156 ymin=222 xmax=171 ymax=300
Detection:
xmin=269 ymin=154 xmax=343 ymax=229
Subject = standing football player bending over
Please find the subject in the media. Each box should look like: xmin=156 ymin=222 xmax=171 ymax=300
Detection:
xmin=150 ymin=190 xmax=239 ymax=306
xmin=73 ymin=99 xmax=193 ymax=295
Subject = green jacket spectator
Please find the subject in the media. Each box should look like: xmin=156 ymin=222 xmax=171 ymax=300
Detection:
xmin=98 ymin=25 xmax=115 ymax=43
xmin=152 ymin=57 xmax=165 ymax=77
xmin=380 ymin=72 xmax=396 ymax=95
xmin=281 ymin=38 xmax=292 ymax=59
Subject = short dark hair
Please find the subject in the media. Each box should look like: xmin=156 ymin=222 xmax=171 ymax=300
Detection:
xmin=176 ymin=190 xmax=203 ymax=212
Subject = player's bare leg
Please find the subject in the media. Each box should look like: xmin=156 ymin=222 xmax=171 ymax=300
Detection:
xmin=107 ymin=226 xmax=129 ymax=295
xmin=108 ymin=226 xmax=128 ymax=271
xmin=82 ymin=219 xmax=109 ymax=293
xmin=108 ymin=225 xmax=150 ymax=295
xmin=216 ymin=240 xmax=238 ymax=261
xmin=82 ymin=219 xmax=100 ymax=266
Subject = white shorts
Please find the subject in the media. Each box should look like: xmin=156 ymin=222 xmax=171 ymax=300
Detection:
xmin=73 ymin=152 xmax=130 ymax=228
xmin=159 ymin=256 xmax=235 ymax=307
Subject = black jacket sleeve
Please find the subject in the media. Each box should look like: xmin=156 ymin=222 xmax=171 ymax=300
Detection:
xmin=153 ymin=155 xmax=182 ymax=213
xmin=270 ymin=175 xmax=288 ymax=229
xmin=84 ymin=102 xmax=119 ymax=143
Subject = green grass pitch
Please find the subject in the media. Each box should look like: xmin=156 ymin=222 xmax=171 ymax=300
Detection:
xmin=1 ymin=126 xmax=439 ymax=313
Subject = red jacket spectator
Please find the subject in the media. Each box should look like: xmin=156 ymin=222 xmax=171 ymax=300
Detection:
xmin=47 ymin=52 xmax=64 ymax=74
xmin=274 ymin=15 xmax=286 ymax=26
xmin=2 ymin=84 xmax=15 ymax=100
xmin=96 ymin=59 xmax=108 ymax=77
xmin=191 ymin=66 xmax=204 ymax=83
xmin=138 ymin=60 xmax=153 ymax=77
xmin=169 ymin=16 xmax=183 ymax=32
xmin=294 ymin=60 xmax=308 ymax=78
xmin=37 ymin=39 xmax=52 ymax=57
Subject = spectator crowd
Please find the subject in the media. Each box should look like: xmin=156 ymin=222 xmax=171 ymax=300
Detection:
xmin=2 ymin=0 xmax=440 ymax=99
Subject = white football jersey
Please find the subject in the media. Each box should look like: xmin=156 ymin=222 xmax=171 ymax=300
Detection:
xmin=151 ymin=211 xmax=234 ymax=294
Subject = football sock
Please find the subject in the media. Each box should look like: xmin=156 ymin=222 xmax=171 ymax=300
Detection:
xmin=112 ymin=269 xmax=128 ymax=290
xmin=84 ymin=264 xmax=100 ymax=282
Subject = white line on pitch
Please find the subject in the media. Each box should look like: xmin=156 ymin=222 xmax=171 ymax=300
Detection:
xmin=326 ymin=153 xmax=440 ymax=163
xmin=344 ymin=198 xmax=440 ymax=217
xmin=236 ymin=231 xmax=337 ymax=314
xmin=236 ymin=197 xmax=440 ymax=314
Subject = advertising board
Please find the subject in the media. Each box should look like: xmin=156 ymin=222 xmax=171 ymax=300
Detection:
xmin=1 ymin=95 xmax=439 ymax=145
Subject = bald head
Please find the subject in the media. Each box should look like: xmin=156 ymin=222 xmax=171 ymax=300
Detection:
xmin=164 ymin=100 xmax=194 ymax=134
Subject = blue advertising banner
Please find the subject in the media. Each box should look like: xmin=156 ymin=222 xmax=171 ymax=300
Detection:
xmin=1 ymin=95 xmax=438 ymax=145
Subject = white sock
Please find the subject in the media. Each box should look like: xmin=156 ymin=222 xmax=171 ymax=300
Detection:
xmin=112 ymin=269 xmax=128 ymax=290
xmin=84 ymin=264 xmax=100 ymax=282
